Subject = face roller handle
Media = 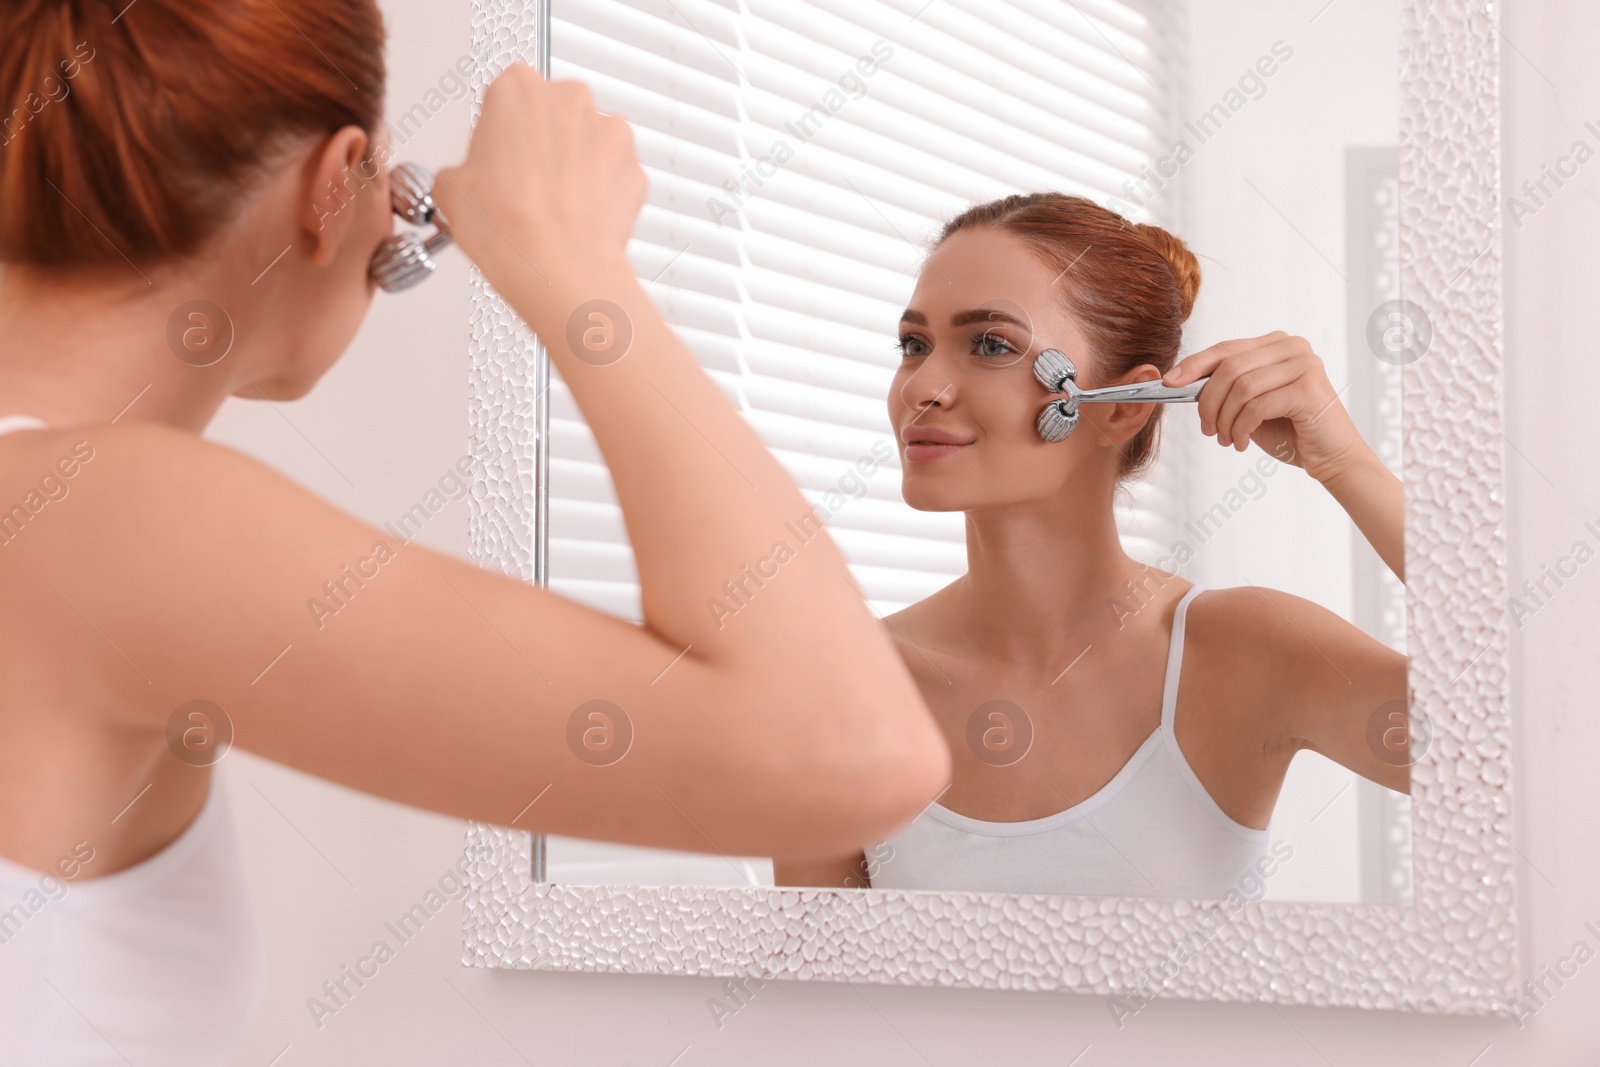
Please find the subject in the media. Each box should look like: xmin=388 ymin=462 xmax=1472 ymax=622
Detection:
xmin=369 ymin=162 xmax=456 ymax=293
xmin=1032 ymin=348 xmax=1208 ymax=443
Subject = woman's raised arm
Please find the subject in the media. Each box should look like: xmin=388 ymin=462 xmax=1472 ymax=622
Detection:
xmin=15 ymin=65 xmax=949 ymax=865
xmin=1165 ymin=330 xmax=1403 ymax=580
xmin=1164 ymin=333 xmax=1409 ymax=790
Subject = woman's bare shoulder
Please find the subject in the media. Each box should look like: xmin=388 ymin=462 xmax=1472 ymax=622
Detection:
xmin=0 ymin=418 xmax=418 ymax=717
xmin=1184 ymin=583 xmax=1406 ymax=708
xmin=0 ymin=420 xmax=303 ymax=554
xmin=0 ymin=418 xmax=304 ymax=506
xmin=1187 ymin=584 xmax=1383 ymax=652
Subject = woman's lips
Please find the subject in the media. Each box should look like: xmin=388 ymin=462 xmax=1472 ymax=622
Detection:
xmin=901 ymin=425 xmax=973 ymax=464
xmin=904 ymin=441 xmax=969 ymax=463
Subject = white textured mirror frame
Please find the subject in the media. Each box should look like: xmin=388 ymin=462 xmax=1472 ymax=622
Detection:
xmin=460 ymin=0 xmax=1514 ymax=1014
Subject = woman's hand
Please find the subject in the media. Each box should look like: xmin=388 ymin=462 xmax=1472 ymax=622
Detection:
xmin=1165 ymin=330 xmax=1403 ymax=580
xmin=432 ymin=63 xmax=647 ymax=306
xmin=1163 ymin=330 xmax=1370 ymax=484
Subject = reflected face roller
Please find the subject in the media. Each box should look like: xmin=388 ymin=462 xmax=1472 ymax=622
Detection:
xmin=1032 ymin=348 xmax=1209 ymax=442
xmin=369 ymin=162 xmax=455 ymax=293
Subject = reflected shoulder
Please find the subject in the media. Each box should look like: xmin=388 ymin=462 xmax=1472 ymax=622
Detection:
xmin=1183 ymin=585 xmax=1332 ymax=677
xmin=1187 ymin=583 xmax=1403 ymax=681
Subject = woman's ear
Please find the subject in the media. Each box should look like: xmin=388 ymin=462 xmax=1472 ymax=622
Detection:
xmin=300 ymin=125 xmax=379 ymax=267
xmin=1091 ymin=361 xmax=1165 ymax=450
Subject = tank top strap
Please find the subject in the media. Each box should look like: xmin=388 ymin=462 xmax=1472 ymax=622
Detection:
xmin=1159 ymin=583 xmax=1206 ymax=731
xmin=0 ymin=414 xmax=50 ymax=438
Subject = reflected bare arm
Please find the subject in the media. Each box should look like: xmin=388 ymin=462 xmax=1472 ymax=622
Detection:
xmin=1231 ymin=587 xmax=1411 ymax=794
xmin=1318 ymin=449 xmax=1403 ymax=581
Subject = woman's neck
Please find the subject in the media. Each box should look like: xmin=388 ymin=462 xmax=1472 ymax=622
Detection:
xmin=0 ymin=264 xmax=247 ymax=433
xmin=949 ymin=493 xmax=1155 ymax=673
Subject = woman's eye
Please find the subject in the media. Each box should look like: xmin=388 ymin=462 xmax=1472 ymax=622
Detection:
xmin=895 ymin=335 xmax=928 ymax=357
xmin=975 ymin=332 xmax=1015 ymax=359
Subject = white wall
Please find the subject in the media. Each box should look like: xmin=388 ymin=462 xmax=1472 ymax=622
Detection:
xmin=227 ymin=0 xmax=1600 ymax=1062
xmin=1177 ymin=0 xmax=1396 ymax=612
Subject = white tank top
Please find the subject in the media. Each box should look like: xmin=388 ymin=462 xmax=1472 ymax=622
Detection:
xmin=871 ymin=584 xmax=1272 ymax=898
xmin=0 ymin=414 xmax=266 ymax=1064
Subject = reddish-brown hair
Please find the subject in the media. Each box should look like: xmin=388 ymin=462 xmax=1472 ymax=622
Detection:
xmin=0 ymin=0 xmax=385 ymax=272
xmin=935 ymin=192 xmax=1201 ymax=480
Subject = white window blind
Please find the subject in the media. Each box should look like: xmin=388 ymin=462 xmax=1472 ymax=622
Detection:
xmin=546 ymin=0 xmax=1187 ymax=625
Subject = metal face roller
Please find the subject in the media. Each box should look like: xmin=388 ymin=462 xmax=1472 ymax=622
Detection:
xmin=1032 ymin=348 xmax=1209 ymax=443
xmin=369 ymin=162 xmax=455 ymax=293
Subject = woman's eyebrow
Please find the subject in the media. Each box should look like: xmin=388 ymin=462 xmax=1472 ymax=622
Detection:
xmin=952 ymin=308 xmax=1029 ymax=329
xmin=899 ymin=308 xmax=1030 ymax=329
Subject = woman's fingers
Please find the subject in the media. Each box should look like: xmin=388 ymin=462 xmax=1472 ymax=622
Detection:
xmin=1192 ymin=341 xmax=1288 ymax=438
xmin=1164 ymin=330 xmax=1287 ymax=385
xmin=436 ymin=64 xmax=647 ymax=282
xmin=1213 ymin=360 xmax=1305 ymax=448
xmin=1190 ymin=334 xmax=1331 ymax=446
xmin=1172 ymin=330 xmax=1351 ymax=466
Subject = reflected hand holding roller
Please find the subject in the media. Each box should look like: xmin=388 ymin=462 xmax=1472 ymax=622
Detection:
xmin=369 ymin=161 xmax=455 ymax=293
xmin=1033 ymin=347 xmax=1209 ymax=442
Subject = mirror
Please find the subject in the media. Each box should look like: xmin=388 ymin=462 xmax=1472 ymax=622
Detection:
xmin=533 ymin=0 xmax=1409 ymax=908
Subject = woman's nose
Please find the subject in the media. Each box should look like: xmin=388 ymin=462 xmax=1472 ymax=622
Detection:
xmin=897 ymin=360 xmax=956 ymax=413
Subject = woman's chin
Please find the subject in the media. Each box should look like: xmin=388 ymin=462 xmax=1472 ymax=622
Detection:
xmin=900 ymin=482 xmax=971 ymax=513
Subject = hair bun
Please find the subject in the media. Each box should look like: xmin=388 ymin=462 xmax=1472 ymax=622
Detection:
xmin=1132 ymin=222 xmax=1201 ymax=322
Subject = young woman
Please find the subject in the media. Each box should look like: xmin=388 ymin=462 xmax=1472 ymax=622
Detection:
xmin=0 ymin=2 xmax=949 ymax=1061
xmin=774 ymin=193 xmax=1407 ymax=898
